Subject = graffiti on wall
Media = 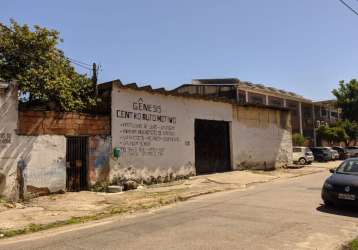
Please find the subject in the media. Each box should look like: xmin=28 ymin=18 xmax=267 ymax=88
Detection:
xmin=0 ymin=132 xmax=11 ymax=145
xmin=115 ymin=98 xmax=179 ymax=157
xmin=88 ymin=136 xmax=111 ymax=184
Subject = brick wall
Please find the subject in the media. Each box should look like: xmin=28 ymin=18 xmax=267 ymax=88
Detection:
xmin=18 ymin=111 xmax=110 ymax=136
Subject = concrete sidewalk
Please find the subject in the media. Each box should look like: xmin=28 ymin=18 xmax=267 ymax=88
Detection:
xmin=0 ymin=161 xmax=341 ymax=238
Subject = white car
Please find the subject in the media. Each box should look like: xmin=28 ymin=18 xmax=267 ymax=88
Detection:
xmin=293 ymin=147 xmax=314 ymax=165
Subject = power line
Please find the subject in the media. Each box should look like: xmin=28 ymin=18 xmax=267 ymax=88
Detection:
xmin=67 ymin=57 xmax=92 ymax=67
xmin=338 ymin=0 xmax=358 ymax=16
xmin=70 ymin=61 xmax=92 ymax=71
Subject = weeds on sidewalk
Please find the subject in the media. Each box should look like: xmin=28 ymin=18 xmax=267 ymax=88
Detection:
xmin=342 ymin=238 xmax=358 ymax=250
xmin=0 ymin=193 xmax=188 ymax=239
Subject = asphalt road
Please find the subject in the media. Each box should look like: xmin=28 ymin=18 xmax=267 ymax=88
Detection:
xmin=1 ymin=171 xmax=358 ymax=250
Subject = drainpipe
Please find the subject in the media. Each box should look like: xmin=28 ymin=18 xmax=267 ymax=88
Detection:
xmin=312 ymin=104 xmax=317 ymax=147
xmin=236 ymin=87 xmax=240 ymax=104
xmin=298 ymin=102 xmax=303 ymax=135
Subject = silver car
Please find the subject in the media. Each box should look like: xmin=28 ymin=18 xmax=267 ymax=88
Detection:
xmin=324 ymin=147 xmax=339 ymax=160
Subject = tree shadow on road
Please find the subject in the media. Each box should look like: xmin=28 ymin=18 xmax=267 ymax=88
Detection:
xmin=316 ymin=204 xmax=358 ymax=218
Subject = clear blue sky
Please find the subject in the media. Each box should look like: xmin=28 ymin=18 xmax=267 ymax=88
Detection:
xmin=2 ymin=0 xmax=358 ymax=100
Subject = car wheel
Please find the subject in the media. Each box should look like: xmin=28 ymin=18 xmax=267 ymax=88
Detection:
xmin=298 ymin=158 xmax=306 ymax=165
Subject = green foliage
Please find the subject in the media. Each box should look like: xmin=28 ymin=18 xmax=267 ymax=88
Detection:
xmin=332 ymin=79 xmax=358 ymax=122
xmin=316 ymin=120 xmax=357 ymax=145
xmin=292 ymin=133 xmax=305 ymax=146
xmin=343 ymin=238 xmax=358 ymax=250
xmin=90 ymin=181 xmax=110 ymax=192
xmin=334 ymin=120 xmax=358 ymax=142
xmin=351 ymin=239 xmax=358 ymax=250
xmin=0 ymin=20 xmax=96 ymax=112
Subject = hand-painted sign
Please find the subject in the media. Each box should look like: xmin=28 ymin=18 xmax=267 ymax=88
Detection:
xmin=115 ymin=98 xmax=179 ymax=157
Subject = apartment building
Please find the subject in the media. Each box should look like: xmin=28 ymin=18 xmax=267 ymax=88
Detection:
xmin=175 ymin=78 xmax=341 ymax=145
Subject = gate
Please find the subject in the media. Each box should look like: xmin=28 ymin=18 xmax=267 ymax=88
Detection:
xmin=195 ymin=119 xmax=231 ymax=175
xmin=66 ymin=137 xmax=88 ymax=191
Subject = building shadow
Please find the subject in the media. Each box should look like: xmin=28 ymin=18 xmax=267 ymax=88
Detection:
xmin=316 ymin=204 xmax=358 ymax=218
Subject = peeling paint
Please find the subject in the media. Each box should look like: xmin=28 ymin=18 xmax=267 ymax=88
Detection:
xmin=88 ymin=136 xmax=111 ymax=185
xmin=109 ymin=158 xmax=195 ymax=185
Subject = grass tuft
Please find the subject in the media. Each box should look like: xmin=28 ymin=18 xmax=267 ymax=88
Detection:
xmin=343 ymin=238 xmax=358 ymax=250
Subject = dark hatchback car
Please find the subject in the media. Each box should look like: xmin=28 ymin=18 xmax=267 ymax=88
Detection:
xmin=322 ymin=158 xmax=358 ymax=207
xmin=332 ymin=146 xmax=351 ymax=160
xmin=346 ymin=146 xmax=358 ymax=157
xmin=310 ymin=147 xmax=331 ymax=162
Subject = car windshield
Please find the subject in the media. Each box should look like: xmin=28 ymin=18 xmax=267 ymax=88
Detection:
xmin=336 ymin=159 xmax=358 ymax=175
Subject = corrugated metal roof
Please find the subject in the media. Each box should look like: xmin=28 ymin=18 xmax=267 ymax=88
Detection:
xmin=190 ymin=78 xmax=307 ymax=100
xmin=98 ymin=79 xmax=290 ymax=112
xmin=239 ymin=81 xmax=305 ymax=99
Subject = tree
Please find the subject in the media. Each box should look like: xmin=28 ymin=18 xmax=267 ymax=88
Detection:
xmin=316 ymin=123 xmax=350 ymax=145
xmin=332 ymin=79 xmax=358 ymax=122
xmin=317 ymin=126 xmax=333 ymax=145
xmin=339 ymin=120 xmax=358 ymax=145
xmin=0 ymin=20 xmax=96 ymax=112
xmin=330 ymin=126 xmax=349 ymax=143
xmin=292 ymin=133 xmax=305 ymax=146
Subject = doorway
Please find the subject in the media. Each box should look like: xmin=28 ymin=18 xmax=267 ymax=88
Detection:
xmin=66 ymin=137 xmax=88 ymax=191
xmin=194 ymin=119 xmax=231 ymax=175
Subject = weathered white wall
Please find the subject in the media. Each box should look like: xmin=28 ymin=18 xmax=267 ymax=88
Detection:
xmin=111 ymin=85 xmax=293 ymax=183
xmin=232 ymin=106 xmax=292 ymax=170
xmin=0 ymin=83 xmax=25 ymax=199
xmin=24 ymin=135 xmax=66 ymax=193
xmin=0 ymin=84 xmax=66 ymax=199
xmin=111 ymin=86 xmax=232 ymax=183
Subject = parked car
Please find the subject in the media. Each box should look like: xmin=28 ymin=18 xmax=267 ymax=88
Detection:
xmin=322 ymin=158 xmax=358 ymax=207
xmin=332 ymin=146 xmax=351 ymax=160
xmin=310 ymin=147 xmax=331 ymax=162
xmin=346 ymin=146 xmax=358 ymax=157
xmin=324 ymin=147 xmax=339 ymax=160
xmin=292 ymin=147 xmax=314 ymax=165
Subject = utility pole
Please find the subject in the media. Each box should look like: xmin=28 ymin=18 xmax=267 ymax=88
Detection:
xmin=92 ymin=63 xmax=98 ymax=96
